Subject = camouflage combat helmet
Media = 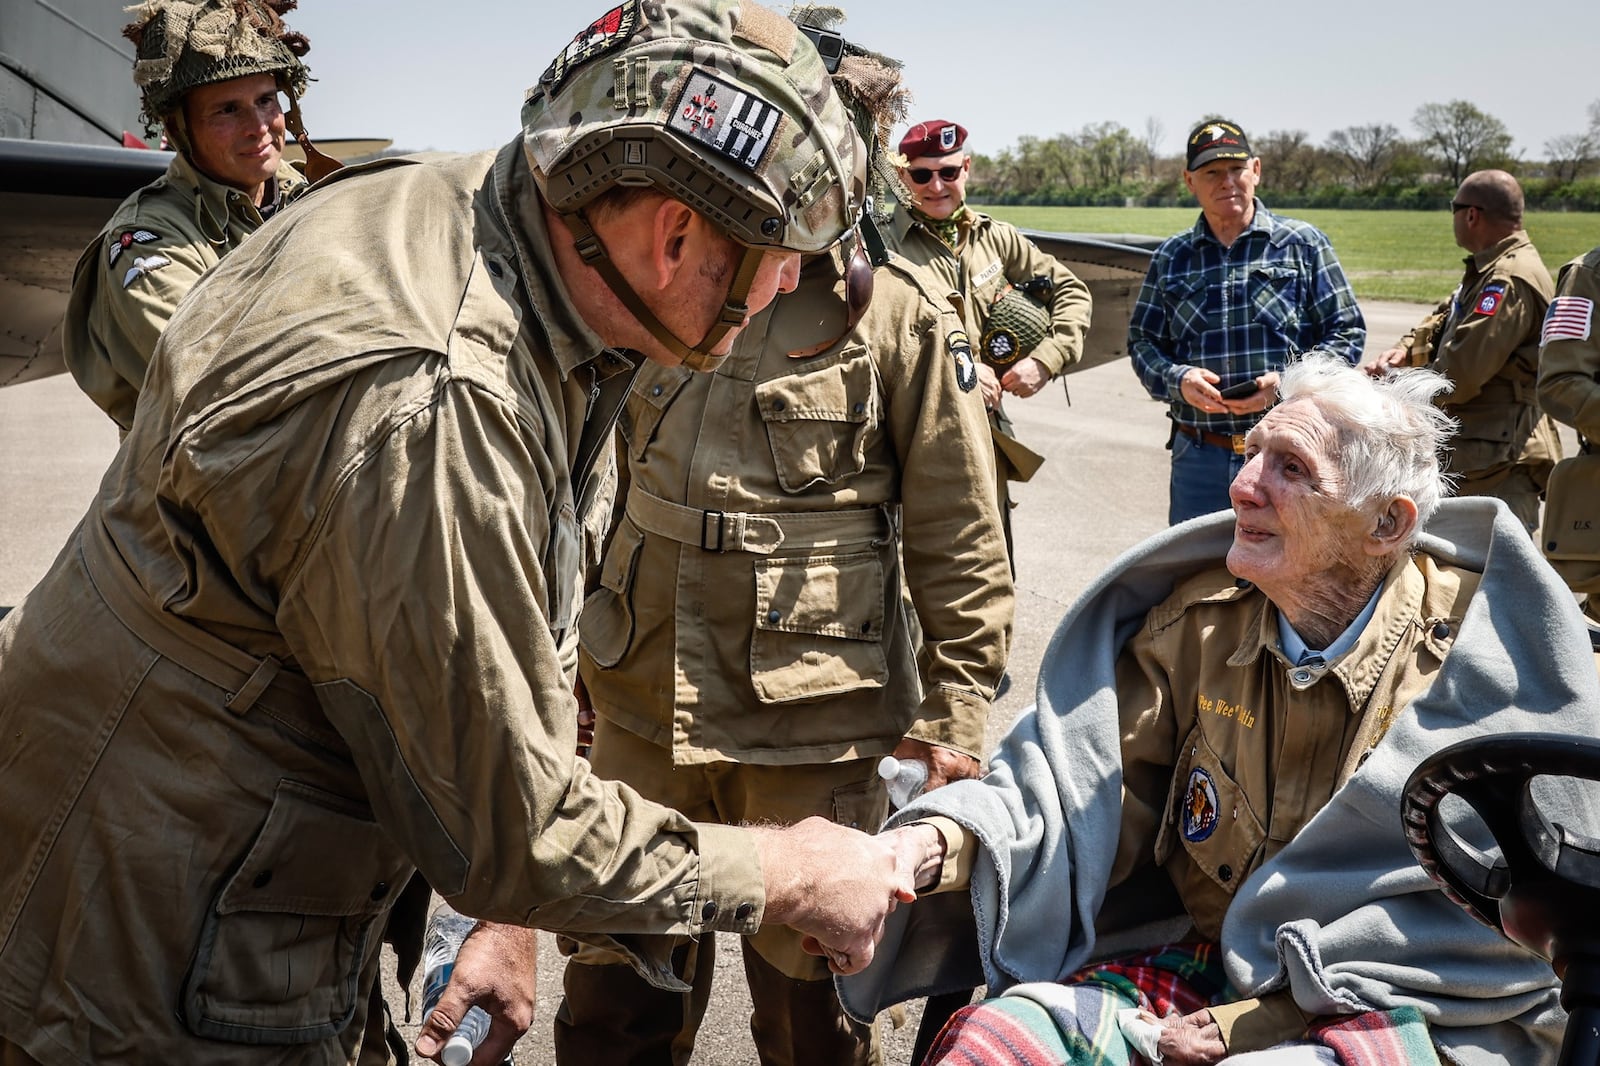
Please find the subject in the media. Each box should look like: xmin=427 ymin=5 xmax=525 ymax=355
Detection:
xmin=124 ymin=0 xmax=310 ymax=129
xmin=523 ymin=0 xmax=865 ymax=370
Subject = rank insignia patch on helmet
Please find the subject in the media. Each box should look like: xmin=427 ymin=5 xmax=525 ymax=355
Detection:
xmin=541 ymin=0 xmax=641 ymax=93
xmin=668 ymin=70 xmax=782 ymax=172
xmin=108 ymin=229 xmax=160 ymax=269
xmin=948 ymin=330 xmax=977 ymax=393
xmin=1181 ymin=767 xmax=1219 ymax=843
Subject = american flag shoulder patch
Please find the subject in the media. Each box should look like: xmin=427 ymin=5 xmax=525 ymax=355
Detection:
xmin=1543 ymin=296 xmax=1594 ymax=346
xmin=668 ymin=69 xmax=781 ymax=172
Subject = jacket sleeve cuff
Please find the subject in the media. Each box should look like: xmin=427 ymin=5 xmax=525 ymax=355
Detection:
xmin=914 ymin=816 xmax=976 ymax=894
xmin=1207 ymin=992 xmax=1313 ymax=1053
xmin=905 ymin=685 xmax=990 ymax=760
xmin=1029 ymin=340 xmax=1068 ymax=378
xmin=690 ymin=822 xmax=767 ymax=934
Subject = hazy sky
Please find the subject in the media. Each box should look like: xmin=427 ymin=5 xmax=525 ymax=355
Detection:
xmin=290 ymin=0 xmax=1599 ymax=163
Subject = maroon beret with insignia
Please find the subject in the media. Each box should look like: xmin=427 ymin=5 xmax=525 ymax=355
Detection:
xmin=899 ymin=119 xmax=967 ymax=161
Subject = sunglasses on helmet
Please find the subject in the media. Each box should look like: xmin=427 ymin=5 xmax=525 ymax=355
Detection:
xmin=906 ymin=165 xmax=963 ymax=185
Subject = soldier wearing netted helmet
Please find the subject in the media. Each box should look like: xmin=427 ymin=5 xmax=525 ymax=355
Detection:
xmin=884 ymin=119 xmax=1093 ymax=571
xmin=0 ymin=3 xmax=922 ymax=1064
xmin=555 ymin=11 xmax=1012 ymax=1064
xmin=61 ymin=0 xmax=328 ymax=432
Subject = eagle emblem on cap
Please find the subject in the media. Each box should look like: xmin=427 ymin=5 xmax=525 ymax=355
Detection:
xmin=1197 ymin=123 xmax=1230 ymax=143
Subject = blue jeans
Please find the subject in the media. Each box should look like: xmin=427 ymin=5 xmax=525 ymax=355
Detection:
xmin=1169 ymin=429 xmax=1247 ymax=525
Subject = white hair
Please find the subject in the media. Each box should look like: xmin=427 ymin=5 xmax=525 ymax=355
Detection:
xmin=1276 ymin=353 xmax=1457 ymax=531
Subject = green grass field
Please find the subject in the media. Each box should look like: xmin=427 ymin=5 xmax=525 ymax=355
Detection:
xmin=981 ymin=205 xmax=1599 ymax=304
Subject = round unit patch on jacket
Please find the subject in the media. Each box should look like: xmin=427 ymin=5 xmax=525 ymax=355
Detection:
xmin=948 ymin=330 xmax=977 ymax=392
xmin=1474 ymin=282 xmax=1506 ymax=317
xmin=1181 ymin=766 xmax=1220 ymax=843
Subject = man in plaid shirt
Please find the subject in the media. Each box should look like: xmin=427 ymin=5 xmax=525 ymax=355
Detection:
xmin=1130 ymin=120 xmax=1366 ymax=524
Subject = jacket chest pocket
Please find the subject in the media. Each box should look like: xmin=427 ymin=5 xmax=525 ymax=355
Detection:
xmin=753 ymin=348 xmax=877 ymax=493
xmin=1248 ymin=265 xmax=1303 ymax=333
xmin=1155 ymin=725 xmax=1266 ymax=900
xmin=750 ymin=550 xmax=888 ymax=703
xmin=1161 ymin=272 xmax=1209 ymax=338
xmin=182 ymin=780 xmax=412 ymax=1044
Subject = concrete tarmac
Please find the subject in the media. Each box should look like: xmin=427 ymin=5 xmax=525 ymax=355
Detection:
xmin=0 ymin=301 xmax=1423 ymax=1064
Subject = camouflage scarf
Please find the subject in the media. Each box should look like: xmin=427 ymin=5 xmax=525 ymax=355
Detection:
xmin=909 ymin=203 xmax=970 ymax=252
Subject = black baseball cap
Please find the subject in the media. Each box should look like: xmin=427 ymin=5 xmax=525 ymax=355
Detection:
xmin=1186 ymin=120 xmax=1252 ymax=170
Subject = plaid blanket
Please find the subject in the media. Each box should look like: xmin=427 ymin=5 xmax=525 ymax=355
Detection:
xmin=922 ymin=944 xmax=1442 ymax=1066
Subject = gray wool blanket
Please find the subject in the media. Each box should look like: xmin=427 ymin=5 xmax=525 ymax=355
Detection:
xmin=840 ymin=498 xmax=1600 ymax=1065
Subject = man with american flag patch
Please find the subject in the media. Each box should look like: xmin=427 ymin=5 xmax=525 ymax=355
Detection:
xmin=1367 ymin=170 xmax=1562 ymax=531
xmin=1536 ymin=246 xmax=1600 ymax=619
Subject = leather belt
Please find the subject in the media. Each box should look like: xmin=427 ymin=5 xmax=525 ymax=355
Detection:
xmin=80 ymin=517 xmax=347 ymax=754
xmin=1175 ymin=422 xmax=1247 ymax=455
xmin=625 ymin=488 xmax=889 ymax=555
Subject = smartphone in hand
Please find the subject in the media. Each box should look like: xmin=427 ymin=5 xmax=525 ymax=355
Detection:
xmin=1218 ymin=378 xmax=1260 ymax=400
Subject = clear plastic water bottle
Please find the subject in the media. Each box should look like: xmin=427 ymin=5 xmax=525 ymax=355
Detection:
xmin=878 ymin=755 xmax=929 ymax=809
xmin=421 ymin=904 xmax=497 ymax=1066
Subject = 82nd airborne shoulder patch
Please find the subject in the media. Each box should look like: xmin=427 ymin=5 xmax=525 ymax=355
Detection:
xmin=1474 ymin=281 xmax=1507 ymax=317
xmin=948 ymin=330 xmax=977 ymax=393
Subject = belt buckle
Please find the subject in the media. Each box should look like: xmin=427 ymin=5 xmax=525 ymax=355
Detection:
xmin=1230 ymin=434 xmax=1246 ymax=455
xmin=700 ymin=510 xmax=726 ymax=551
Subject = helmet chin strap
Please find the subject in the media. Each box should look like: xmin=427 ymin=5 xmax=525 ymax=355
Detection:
xmin=560 ymin=209 xmax=765 ymax=372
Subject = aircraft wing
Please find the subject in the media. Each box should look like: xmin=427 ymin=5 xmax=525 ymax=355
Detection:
xmin=0 ymin=138 xmax=168 ymax=388
xmin=1018 ymin=230 xmax=1160 ymax=374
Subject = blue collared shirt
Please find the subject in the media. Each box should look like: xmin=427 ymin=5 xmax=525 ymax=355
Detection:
xmin=1277 ymin=582 xmax=1384 ymax=669
xmin=1128 ymin=200 xmax=1366 ymax=435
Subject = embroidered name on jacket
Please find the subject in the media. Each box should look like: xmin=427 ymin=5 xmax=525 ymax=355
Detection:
xmin=1198 ymin=691 xmax=1257 ymax=728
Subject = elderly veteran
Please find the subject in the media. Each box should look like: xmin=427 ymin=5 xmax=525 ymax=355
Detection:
xmin=843 ymin=353 xmax=1600 ymax=1065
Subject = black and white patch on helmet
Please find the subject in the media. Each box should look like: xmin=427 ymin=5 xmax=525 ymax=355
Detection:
xmin=668 ymin=69 xmax=781 ymax=172
xmin=949 ymin=330 xmax=977 ymax=393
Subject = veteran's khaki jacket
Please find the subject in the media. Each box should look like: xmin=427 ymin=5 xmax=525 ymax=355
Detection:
xmin=1398 ymin=232 xmax=1561 ymax=486
xmin=1536 ymin=247 xmax=1600 ymax=441
xmin=0 ymin=145 xmax=767 ymax=1066
xmin=62 ymin=151 xmax=307 ymax=430
xmin=580 ymin=251 xmax=1012 ymax=765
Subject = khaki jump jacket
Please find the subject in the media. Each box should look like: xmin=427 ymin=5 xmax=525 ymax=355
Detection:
xmin=1398 ymin=233 xmax=1561 ymax=487
xmin=1536 ymin=247 xmax=1600 ymax=442
xmin=62 ymin=151 xmax=307 ymax=430
xmin=579 ymin=251 xmax=1013 ymax=765
xmin=0 ymin=144 xmax=766 ymax=1066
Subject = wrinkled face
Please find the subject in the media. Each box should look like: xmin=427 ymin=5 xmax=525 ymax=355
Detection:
xmin=1183 ymin=157 xmax=1261 ymax=230
xmin=1226 ymin=398 xmax=1374 ymax=599
xmin=182 ymin=73 xmax=286 ymax=198
xmin=899 ymin=150 xmax=969 ymax=220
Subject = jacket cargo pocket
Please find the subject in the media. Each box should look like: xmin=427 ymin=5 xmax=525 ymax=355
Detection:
xmin=1159 ymin=726 xmax=1265 ymax=899
xmin=182 ymin=780 xmax=411 ymax=1044
xmin=1543 ymin=452 xmax=1600 ymax=593
xmin=1248 ymin=265 xmax=1303 ymax=333
xmin=750 ymin=550 xmax=887 ymax=703
xmin=624 ymin=366 xmax=693 ymax=462
xmin=1447 ymin=401 xmax=1532 ymax=476
xmin=579 ymin=516 xmax=646 ymax=668
xmin=754 ymin=347 xmax=876 ymax=492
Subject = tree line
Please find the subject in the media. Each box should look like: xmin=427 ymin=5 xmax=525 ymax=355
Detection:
xmin=970 ymin=100 xmax=1600 ymax=211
